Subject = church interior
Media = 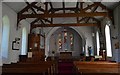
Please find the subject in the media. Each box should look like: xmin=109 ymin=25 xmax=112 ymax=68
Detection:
xmin=0 ymin=0 xmax=120 ymax=75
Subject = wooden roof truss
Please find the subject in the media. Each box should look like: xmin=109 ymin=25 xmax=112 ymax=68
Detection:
xmin=17 ymin=2 xmax=113 ymax=31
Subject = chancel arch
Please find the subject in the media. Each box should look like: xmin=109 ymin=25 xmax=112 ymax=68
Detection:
xmin=45 ymin=27 xmax=86 ymax=57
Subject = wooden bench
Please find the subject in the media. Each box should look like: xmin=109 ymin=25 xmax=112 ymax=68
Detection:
xmin=18 ymin=61 xmax=57 ymax=74
xmin=2 ymin=61 xmax=57 ymax=75
xmin=73 ymin=61 xmax=119 ymax=75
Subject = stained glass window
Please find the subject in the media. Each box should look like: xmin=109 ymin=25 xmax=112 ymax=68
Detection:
xmin=58 ymin=33 xmax=62 ymax=50
xmin=58 ymin=29 xmax=74 ymax=51
xmin=64 ymin=31 xmax=68 ymax=51
xmin=70 ymin=34 xmax=74 ymax=50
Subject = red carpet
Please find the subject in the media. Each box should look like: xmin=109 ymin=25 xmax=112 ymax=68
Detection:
xmin=58 ymin=61 xmax=76 ymax=75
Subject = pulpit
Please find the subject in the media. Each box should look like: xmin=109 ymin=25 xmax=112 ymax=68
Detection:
xmin=28 ymin=34 xmax=45 ymax=61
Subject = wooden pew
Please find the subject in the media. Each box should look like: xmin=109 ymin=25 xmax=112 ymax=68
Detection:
xmin=74 ymin=61 xmax=119 ymax=75
xmin=18 ymin=61 xmax=57 ymax=74
xmin=2 ymin=61 xmax=57 ymax=75
xmin=3 ymin=64 xmax=50 ymax=75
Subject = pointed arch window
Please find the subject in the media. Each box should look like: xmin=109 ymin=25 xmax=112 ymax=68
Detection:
xmin=58 ymin=29 xmax=74 ymax=51
xmin=1 ymin=15 xmax=10 ymax=58
xmin=58 ymin=33 xmax=62 ymax=50
xmin=21 ymin=27 xmax=27 ymax=55
xmin=70 ymin=33 xmax=74 ymax=50
xmin=96 ymin=31 xmax=100 ymax=56
xmin=105 ymin=25 xmax=112 ymax=57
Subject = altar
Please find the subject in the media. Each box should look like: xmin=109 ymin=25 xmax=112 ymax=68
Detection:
xmin=59 ymin=52 xmax=72 ymax=60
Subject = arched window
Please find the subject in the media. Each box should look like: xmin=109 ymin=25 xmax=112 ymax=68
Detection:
xmin=105 ymin=25 xmax=112 ymax=57
xmin=1 ymin=15 xmax=10 ymax=58
xmin=58 ymin=30 xmax=74 ymax=51
xmin=96 ymin=31 xmax=100 ymax=55
xmin=21 ymin=27 xmax=27 ymax=55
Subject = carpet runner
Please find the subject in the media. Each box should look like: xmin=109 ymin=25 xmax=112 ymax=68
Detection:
xmin=58 ymin=61 xmax=76 ymax=75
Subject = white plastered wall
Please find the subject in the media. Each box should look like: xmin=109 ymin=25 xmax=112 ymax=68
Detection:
xmin=2 ymin=3 xmax=30 ymax=64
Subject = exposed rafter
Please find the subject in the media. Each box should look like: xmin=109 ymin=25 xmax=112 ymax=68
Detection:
xmin=17 ymin=2 xmax=37 ymax=29
xmin=18 ymin=12 xmax=108 ymax=19
xmin=80 ymin=2 xmax=84 ymax=11
xmin=32 ymin=5 xmax=44 ymax=12
xmin=49 ymin=2 xmax=53 ymax=9
xmin=49 ymin=7 xmax=79 ymax=12
xmin=17 ymin=2 xmax=113 ymax=29
xmin=26 ymin=2 xmax=36 ymax=14
xmin=31 ymin=18 xmax=52 ymax=25
xmin=90 ymin=17 xmax=100 ymax=23
xmin=31 ymin=23 xmax=98 ymax=28
xmin=85 ymin=6 xmax=98 ymax=23
xmin=40 ymin=19 xmax=44 ymax=24
xmin=18 ymin=2 xmax=37 ymax=14
xmin=78 ymin=17 xmax=87 ymax=23
xmin=25 ymin=2 xmax=46 ymax=32
xmin=76 ymin=2 xmax=79 ymax=8
xmin=63 ymin=2 xmax=65 ymax=13
xmin=31 ymin=18 xmax=40 ymax=25
xmin=45 ymin=2 xmax=48 ymax=14
xmin=83 ymin=3 xmax=97 ymax=11
xmin=77 ymin=2 xmax=83 ymax=23
xmin=98 ymin=2 xmax=112 ymax=12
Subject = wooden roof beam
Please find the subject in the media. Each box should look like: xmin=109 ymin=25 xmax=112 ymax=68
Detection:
xmin=32 ymin=5 xmax=44 ymax=12
xmin=40 ymin=19 xmax=45 ymax=24
xmin=31 ymin=23 xmax=98 ymax=28
xmin=97 ymin=2 xmax=111 ymax=12
xmin=45 ymin=2 xmax=48 ymax=14
xmin=17 ymin=2 xmax=37 ymax=30
xmin=76 ymin=2 xmax=79 ymax=8
xmin=26 ymin=2 xmax=45 ymax=27
xmin=51 ymin=7 xmax=79 ymax=12
xmin=19 ymin=12 xmax=108 ymax=19
xmin=31 ymin=18 xmax=39 ymax=25
xmin=80 ymin=2 xmax=84 ymax=12
xmin=63 ymin=2 xmax=65 ymax=13
xmin=26 ymin=2 xmax=37 ymax=14
xmin=48 ymin=2 xmax=55 ymax=13
xmin=78 ymin=17 xmax=87 ymax=23
xmin=31 ymin=18 xmax=52 ymax=25
xmin=91 ymin=17 xmax=100 ymax=23
xmin=49 ymin=2 xmax=53 ymax=9
xmin=26 ymin=2 xmax=46 ymax=31
xmin=43 ymin=19 xmax=52 ymax=23
xmin=83 ymin=3 xmax=97 ymax=11
xmin=76 ymin=2 xmax=84 ymax=23
xmin=85 ymin=6 xmax=98 ymax=23
xmin=18 ymin=2 xmax=37 ymax=14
